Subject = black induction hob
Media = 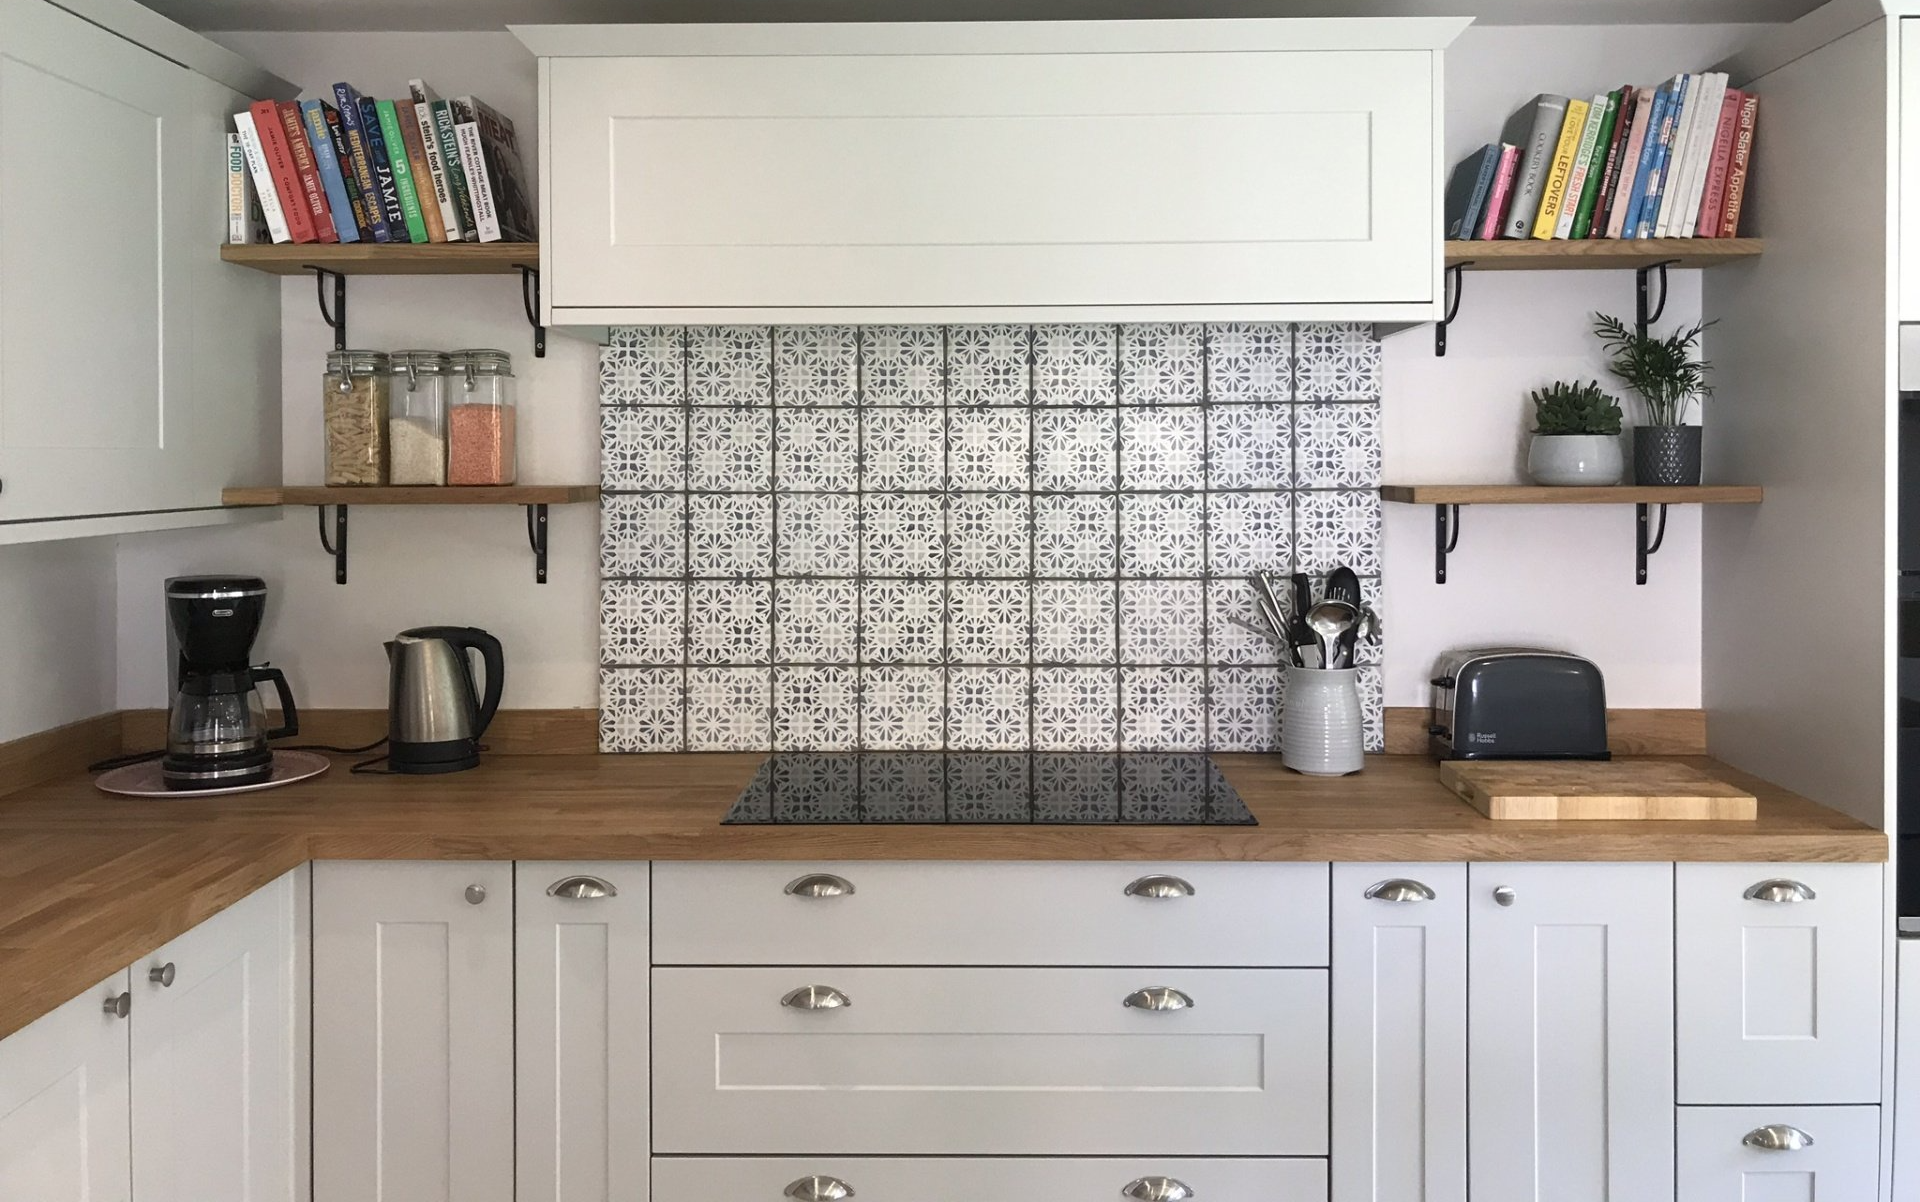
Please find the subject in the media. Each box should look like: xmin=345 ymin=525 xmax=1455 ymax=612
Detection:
xmin=722 ymin=752 xmax=1256 ymax=826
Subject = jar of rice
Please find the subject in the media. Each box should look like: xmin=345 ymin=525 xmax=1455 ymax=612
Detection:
xmin=323 ymin=350 xmax=390 ymax=485
xmin=446 ymin=349 xmax=516 ymax=486
xmin=386 ymin=350 xmax=450 ymax=485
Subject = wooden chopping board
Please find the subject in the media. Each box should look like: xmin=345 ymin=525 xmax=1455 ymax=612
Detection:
xmin=1440 ymin=760 xmax=1758 ymax=821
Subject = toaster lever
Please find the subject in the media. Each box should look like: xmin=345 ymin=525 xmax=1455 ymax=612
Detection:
xmin=1430 ymin=675 xmax=1456 ymax=689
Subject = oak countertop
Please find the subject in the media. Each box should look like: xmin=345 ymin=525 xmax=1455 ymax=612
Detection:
xmin=0 ymin=752 xmax=1884 ymax=1042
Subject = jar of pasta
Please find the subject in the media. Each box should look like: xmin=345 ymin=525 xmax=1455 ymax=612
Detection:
xmin=386 ymin=351 xmax=450 ymax=485
xmin=323 ymin=350 xmax=390 ymax=485
xmin=446 ymin=349 xmax=517 ymax=486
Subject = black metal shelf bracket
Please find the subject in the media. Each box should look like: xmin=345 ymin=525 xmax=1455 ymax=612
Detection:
xmin=1634 ymin=259 xmax=1677 ymax=339
xmin=1434 ymin=503 xmax=1462 ymax=584
xmin=316 ymin=505 xmax=349 ymax=584
xmin=1635 ymin=502 xmax=1669 ymax=586
xmin=308 ymin=266 xmax=347 ymax=352
xmin=1434 ymin=262 xmax=1467 ymax=356
xmin=519 ymin=265 xmax=546 ymax=358
xmin=526 ymin=503 xmax=550 ymax=584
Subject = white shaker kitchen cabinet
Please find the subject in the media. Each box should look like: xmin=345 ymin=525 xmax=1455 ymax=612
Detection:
xmin=1901 ymin=20 xmax=1920 ymax=321
xmin=515 ymin=862 xmax=650 ymax=1202
xmin=651 ymin=1156 xmax=1328 ymax=1200
xmin=132 ymin=867 xmax=308 ymax=1202
xmin=1676 ymin=862 xmax=1883 ymax=1104
xmin=1331 ymin=863 xmax=1465 ymax=1202
xmin=518 ymin=20 xmax=1463 ymax=325
xmin=0 ymin=0 xmax=280 ymax=533
xmin=1467 ymin=862 xmax=1675 ymax=1202
xmin=0 ymin=973 xmax=131 ymax=1201
xmin=1676 ymin=1105 xmax=1881 ymax=1198
xmin=313 ymin=862 xmax=513 ymax=1202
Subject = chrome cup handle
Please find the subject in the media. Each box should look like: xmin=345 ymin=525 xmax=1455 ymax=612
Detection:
xmin=1124 ymin=875 xmax=1196 ymax=898
xmin=784 ymin=1176 xmax=855 ymax=1200
xmin=547 ymin=875 xmax=617 ymax=899
xmin=1122 ymin=1177 xmax=1195 ymax=1201
xmin=1364 ymin=878 xmax=1436 ymax=902
xmin=1123 ymin=987 xmax=1194 ymax=1012
xmin=1742 ymin=1124 xmax=1814 ymax=1152
xmin=786 ymin=873 xmax=856 ymax=898
xmin=1744 ymin=879 xmax=1816 ymax=903
xmin=781 ymin=985 xmax=852 ymax=1011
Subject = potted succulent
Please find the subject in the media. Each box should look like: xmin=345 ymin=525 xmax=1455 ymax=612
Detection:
xmin=1592 ymin=313 xmax=1715 ymax=486
xmin=1525 ymin=380 xmax=1624 ymax=486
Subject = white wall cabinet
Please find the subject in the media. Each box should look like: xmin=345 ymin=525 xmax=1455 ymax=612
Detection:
xmin=0 ymin=0 xmax=281 ymax=534
xmin=515 ymin=862 xmax=650 ymax=1202
xmin=1467 ymin=862 xmax=1676 ymax=1202
xmin=1677 ymin=1105 xmax=1881 ymax=1198
xmin=1676 ymin=862 xmax=1883 ymax=1104
xmin=1900 ymin=19 xmax=1920 ymax=321
xmin=132 ymin=866 xmax=308 ymax=1202
xmin=0 ymin=973 xmax=132 ymax=1202
xmin=313 ymin=861 xmax=514 ymax=1202
xmin=518 ymin=20 xmax=1462 ymax=325
xmin=1331 ymin=863 xmax=1466 ymax=1202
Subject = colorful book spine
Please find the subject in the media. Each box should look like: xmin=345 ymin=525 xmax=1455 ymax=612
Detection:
xmin=1631 ymin=79 xmax=1682 ymax=238
xmin=408 ymin=82 xmax=467 ymax=241
xmin=332 ymin=85 xmax=392 ymax=243
xmin=1697 ymin=89 xmax=1743 ymax=238
xmin=374 ymin=99 xmax=430 ymax=243
xmin=248 ymin=99 xmax=316 ymax=243
xmin=455 ymin=118 xmax=501 ymax=242
xmin=1556 ymin=93 xmax=1610 ymax=239
xmin=1678 ymin=73 xmax=1729 ymax=237
xmin=1570 ymin=90 xmax=1621 ymax=239
xmin=276 ymin=101 xmax=337 ymax=243
xmin=233 ymin=111 xmax=292 ymax=244
xmin=429 ymin=99 xmax=477 ymax=240
xmin=300 ymin=99 xmax=360 ymax=243
xmin=1720 ymin=93 xmax=1760 ymax=237
xmin=226 ymin=133 xmax=262 ymax=244
xmin=1617 ymin=85 xmax=1666 ymax=239
xmin=1531 ymin=97 xmax=1589 ymax=239
xmin=395 ymin=101 xmax=447 ymax=242
xmin=1478 ymin=144 xmax=1520 ymax=240
xmin=321 ymin=103 xmax=373 ymax=242
xmin=1591 ymin=85 xmax=1638 ymax=237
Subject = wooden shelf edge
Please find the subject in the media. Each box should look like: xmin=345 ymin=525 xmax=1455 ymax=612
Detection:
xmin=1381 ymin=485 xmax=1764 ymax=505
xmin=219 ymin=242 xmax=540 ymax=276
xmin=1444 ymin=237 xmax=1762 ymax=271
xmin=222 ymin=485 xmax=598 ymax=506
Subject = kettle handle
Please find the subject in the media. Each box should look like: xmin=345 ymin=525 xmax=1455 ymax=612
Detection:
xmin=252 ymin=666 xmax=299 ymax=741
xmin=448 ymin=628 xmax=505 ymax=739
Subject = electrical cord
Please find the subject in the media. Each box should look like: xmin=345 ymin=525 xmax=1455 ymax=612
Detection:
xmin=90 ymin=735 xmax=391 ymax=774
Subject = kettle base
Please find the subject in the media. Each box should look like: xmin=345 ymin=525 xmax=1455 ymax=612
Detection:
xmin=388 ymin=737 xmax=481 ymax=775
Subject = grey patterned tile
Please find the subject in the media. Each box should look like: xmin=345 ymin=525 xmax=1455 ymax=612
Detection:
xmin=1293 ymin=322 xmax=1382 ymax=401
xmin=1206 ymin=492 xmax=1292 ymax=576
xmin=1033 ymin=581 xmax=1117 ymax=664
xmin=1294 ymin=490 xmax=1382 ymax=575
xmin=1208 ymin=666 xmax=1282 ymax=752
xmin=859 ymin=667 xmax=944 ymax=750
xmin=686 ymin=667 xmax=771 ymax=750
xmin=1120 ymin=323 xmax=1204 ymax=403
xmin=861 ymin=327 xmax=945 ymax=406
xmin=861 ymin=493 xmax=944 ymax=577
xmin=1119 ymin=580 xmax=1206 ymax=664
xmin=687 ymin=326 xmax=770 ymax=406
xmin=1033 ymin=668 xmax=1119 ymax=751
xmin=948 ymin=494 xmax=1030 ymax=577
xmin=1120 ymin=408 xmax=1204 ymax=490
xmin=777 ymin=494 xmax=859 ymax=577
xmin=946 ymin=580 xmax=1029 ymax=663
xmin=1206 ymin=404 xmax=1293 ymax=490
xmin=862 ymin=408 xmax=944 ymax=491
xmin=1120 ymin=667 xmax=1206 ymax=751
xmin=1206 ymin=579 xmax=1284 ymax=667
xmin=1206 ymin=323 xmax=1291 ymax=403
xmin=948 ymin=324 xmax=1029 ymax=406
xmin=1033 ymin=324 xmax=1116 ymax=406
xmin=776 ymin=409 xmax=859 ymax=492
xmin=600 ymin=580 xmax=683 ymax=665
xmin=601 ymin=494 xmax=684 ymax=577
xmin=860 ymin=580 xmax=946 ymax=665
xmin=947 ymin=666 xmax=1030 ymax=750
xmin=776 ymin=326 xmax=857 ymax=406
xmin=775 ymin=579 xmax=859 ymax=663
xmin=773 ymin=666 xmax=858 ymax=750
xmin=1033 ymin=408 xmax=1116 ymax=492
xmin=1359 ymin=664 xmax=1385 ymax=753
xmin=599 ymin=326 xmax=683 ymax=404
xmin=947 ymin=409 xmax=1030 ymax=490
xmin=599 ymin=667 xmax=682 ymax=751
xmin=1294 ymin=402 xmax=1382 ymax=489
xmin=688 ymin=408 xmax=771 ymax=492
xmin=1120 ymin=493 xmax=1203 ymax=576
xmin=689 ymin=494 xmax=774 ymax=576
xmin=688 ymin=580 xmax=772 ymax=665
xmin=1034 ymin=495 xmax=1117 ymax=579
xmin=602 ymin=407 xmax=684 ymax=492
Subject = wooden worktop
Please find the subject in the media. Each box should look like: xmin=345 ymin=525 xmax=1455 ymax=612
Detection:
xmin=0 ymin=752 xmax=1883 ymax=1042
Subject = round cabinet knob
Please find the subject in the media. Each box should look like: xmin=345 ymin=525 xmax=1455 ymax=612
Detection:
xmin=148 ymin=962 xmax=176 ymax=988
xmin=785 ymin=873 xmax=855 ymax=898
xmin=1122 ymin=1177 xmax=1195 ymax=1201
xmin=781 ymin=985 xmax=852 ymax=1011
xmin=1493 ymin=886 xmax=1516 ymax=907
xmin=784 ymin=1176 xmax=855 ymax=1201
xmin=1742 ymin=1124 xmax=1815 ymax=1152
xmin=1744 ymin=879 xmax=1817 ymax=903
xmin=547 ymin=875 xmax=617 ymax=900
xmin=465 ymin=884 xmax=487 ymax=905
xmin=1124 ymin=875 xmax=1196 ymax=899
xmin=1365 ymin=878 xmax=1436 ymax=903
xmin=1123 ymin=987 xmax=1194 ymax=1012
xmin=103 ymin=992 xmax=131 ymax=1019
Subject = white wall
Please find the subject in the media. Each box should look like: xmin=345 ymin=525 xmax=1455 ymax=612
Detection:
xmin=0 ymin=541 xmax=118 ymax=742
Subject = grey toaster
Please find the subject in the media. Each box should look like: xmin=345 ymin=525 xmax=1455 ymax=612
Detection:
xmin=1428 ymin=648 xmax=1610 ymax=761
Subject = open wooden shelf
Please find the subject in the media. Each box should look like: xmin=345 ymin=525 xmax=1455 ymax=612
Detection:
xmin=1382 ymin=485 xmax=1764 ymax=506
xmin=219 ymin=242 xmax=539 ymax=275
xmin=222 ymin=485 xmax=595 ymax=506
xmin=1444 ymin=238 xmax=1762 ymax=272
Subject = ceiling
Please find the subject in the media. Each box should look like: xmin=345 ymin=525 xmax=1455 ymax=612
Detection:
xmin=142 ymin=0 xmax=1822 ymax=31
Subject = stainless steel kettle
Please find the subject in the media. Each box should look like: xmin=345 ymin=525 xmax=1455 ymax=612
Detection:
xmin=385 ymin=626 xmax=504 ymax=774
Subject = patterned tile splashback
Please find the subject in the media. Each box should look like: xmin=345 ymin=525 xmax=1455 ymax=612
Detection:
xmin=598 ymin=323 xmax=1384 ymax=754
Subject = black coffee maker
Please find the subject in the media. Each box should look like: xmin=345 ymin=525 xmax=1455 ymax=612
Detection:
xmin=162 ymin=576 xmax=298 ymax=791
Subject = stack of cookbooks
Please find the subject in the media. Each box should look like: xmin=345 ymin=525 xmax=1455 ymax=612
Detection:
xmin=1444 ymin=74 xmax=1759 ymax=242
xmin=226 ymin=81 xmax=535 ymax=245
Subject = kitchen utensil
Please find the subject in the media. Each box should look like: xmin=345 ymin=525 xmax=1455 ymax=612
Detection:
xmin=1440 ymin=760 xmax=1756 ymax=820
xmin=1429 ymin=648 xmax=1609 ymax=761
xmin=1248 ymin=575 xmax=1295 ymax=664
xmin=1305 ymin=599 xmax=1360 ymax=671
xmin=160 ymin=576 xmax=299 ymax=791
xmin=1280 ymin=666 xmax=1365 ymax=776
xmin=1227 ymin=614 xmax=1286 ymax=646
xmin=96 ymin=750 xmax=329 ymax=798
xmin=386 ymin=626 xmax=505 ymax=774
xmin=1289 ymin=574 xmax=1316 ymax=666
xmin=1325 ymin=567 xmax=1362 ymax=666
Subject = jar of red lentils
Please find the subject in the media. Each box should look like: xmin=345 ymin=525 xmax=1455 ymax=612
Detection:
xmin=446 ymin=349 xmax=516 ymax=486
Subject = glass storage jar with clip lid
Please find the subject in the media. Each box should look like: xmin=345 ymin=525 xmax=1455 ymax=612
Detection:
xmin=446 ymin=349 xmax=517 ymax=486
xmin=323 ymin=350 xmax=390 ymax=485
xmin=386 ymin=350 xmax=450 ymax=485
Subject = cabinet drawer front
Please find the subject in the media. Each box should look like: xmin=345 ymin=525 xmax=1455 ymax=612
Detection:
xmin=1676 ymin=863 xmax=1884 ymax=1103
xmin=653 ymin=862 xmax=1328 ymax=966
xmin=1676 ymin=1105 xmax=1881 ymax=1199
xmin=653 ymin=966 xmax=1327 ymax=1155
xmin=652 ymin=1157 xmax=1328 ymax=1200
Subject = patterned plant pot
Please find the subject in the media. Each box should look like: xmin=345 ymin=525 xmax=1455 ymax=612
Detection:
xmin=1632 ymin=425 xmax=1703 ymax=486
xmin=1526 ymin=434 xmax=1625 ymax=486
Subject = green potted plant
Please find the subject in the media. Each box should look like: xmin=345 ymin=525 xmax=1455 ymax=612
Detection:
xmin=1525 ymin=380 xmax=1625 ymax=486
xmin=1592 ymin=313 xmax=1715 ymax=486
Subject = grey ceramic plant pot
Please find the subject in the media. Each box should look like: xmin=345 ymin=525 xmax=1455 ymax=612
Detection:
xmin=1526 ymin=434 xmax=1625 ymax=486
xmin=1633 ymin=426 xmax=1703 ymax=486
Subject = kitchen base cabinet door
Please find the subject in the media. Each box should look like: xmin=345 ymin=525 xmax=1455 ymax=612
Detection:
xmin=1676 ymin=862 xmax=1884 ymax=1103
xmin=313 ymin=862 xmax=513 ymax=1202
xmin=1467 ymin=862 xmax=1675 ymax=1202
xmin=650 ymin=1156 xmax=1328 ymax=1201
xmin=1677 ymin=1105 xmax=1881 ymax=1198
xmin=516 ymin=862 xmax=650 ymax=1202
xmin=132 ymin=866 xmax=307 ymax=1202
xmin=1331 ymin=863 xmax=1465 ymax=1202
xmin=653 ymin=966 xmax=1327 ymax=1156
xmin=0 ymin=974 xmax=131 ymax=1201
